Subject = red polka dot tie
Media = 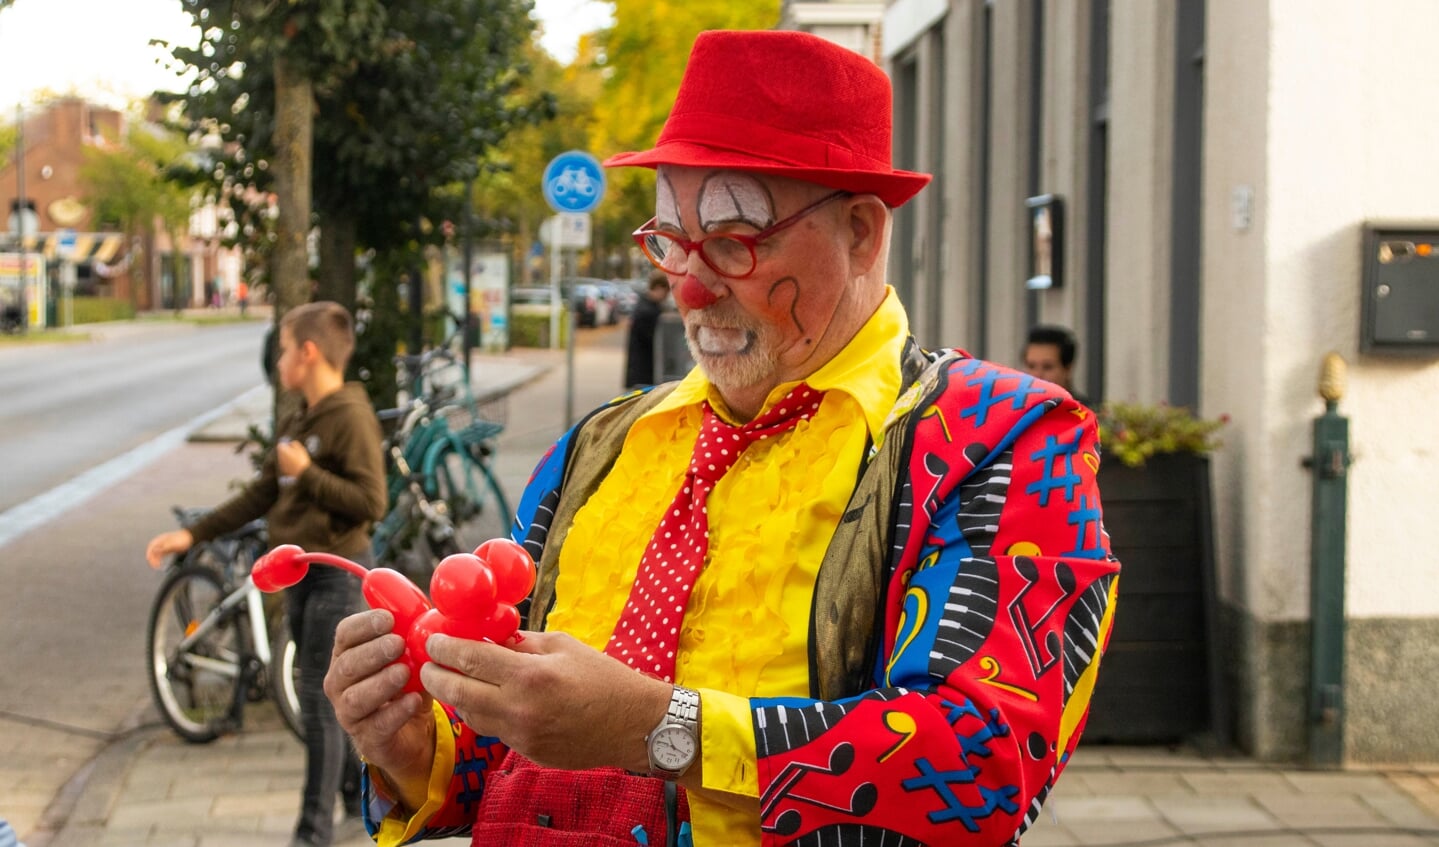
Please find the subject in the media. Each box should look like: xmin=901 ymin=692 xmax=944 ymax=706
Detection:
xmin=605 ymin=383 xmax=826 ymax=682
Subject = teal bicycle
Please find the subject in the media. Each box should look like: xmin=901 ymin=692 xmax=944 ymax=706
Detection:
xmin=371 ymin=347 xmax=511 ymax=588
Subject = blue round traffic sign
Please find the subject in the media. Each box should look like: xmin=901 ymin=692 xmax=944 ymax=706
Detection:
xmin=542 ymin=150 xmax=606 ymax=213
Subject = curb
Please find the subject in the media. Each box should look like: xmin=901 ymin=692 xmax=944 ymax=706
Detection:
xmin=27 ymin=700 xmax=160 ymax=847
xmin=34 ymin=729 xmax=158 ymax=847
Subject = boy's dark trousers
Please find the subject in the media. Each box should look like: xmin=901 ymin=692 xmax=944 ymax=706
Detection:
xmin=287 ymin=554 xmax=367 ymax=845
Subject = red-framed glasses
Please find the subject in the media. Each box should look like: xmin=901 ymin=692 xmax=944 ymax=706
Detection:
xmin=632 ymin=191 xmax=848 ymax=280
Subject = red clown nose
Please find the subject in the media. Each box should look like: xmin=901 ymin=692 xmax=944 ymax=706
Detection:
xmin=675 ymin=275 xmax=718 ymax=310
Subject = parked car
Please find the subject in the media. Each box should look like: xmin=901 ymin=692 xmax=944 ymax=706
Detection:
xmin=512 ymin=280 xmax=620 ymax=327
xmin=565 ymin=277 xmax=616 ymax=327
xmin=604 ymin=280 xmax=638 ymax=319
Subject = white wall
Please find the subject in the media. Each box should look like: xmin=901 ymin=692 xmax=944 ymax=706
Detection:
xmin=1202 ymin=1 xmax=1273 ymax=615
xmin=1209 ymin=0 xmax=1439 ymax=620
xmin=1031 ymin=0 xmax=1092 ymax=341
xmin=1103 ymin=2 xmax=1175 ymax=404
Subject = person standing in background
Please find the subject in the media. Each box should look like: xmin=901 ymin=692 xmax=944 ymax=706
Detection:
xmin=624 ymin=269 xmax=672 ymax=390
xmin=1023 ymin=324 xmax=1090 ymax=407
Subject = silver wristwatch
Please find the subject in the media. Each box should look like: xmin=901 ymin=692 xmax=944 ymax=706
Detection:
xmin=645 ymin=685 xmax=701 ymax=779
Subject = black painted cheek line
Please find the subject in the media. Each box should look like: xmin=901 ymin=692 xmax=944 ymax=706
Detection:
xmin=768 ymin=276 xmax=806 ymax=337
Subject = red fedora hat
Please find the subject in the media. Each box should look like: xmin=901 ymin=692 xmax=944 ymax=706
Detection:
xmin=603 ymin=30 xmax=932 ymax=208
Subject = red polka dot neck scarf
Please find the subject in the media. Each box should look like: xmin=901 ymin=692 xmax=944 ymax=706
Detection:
xmin=605 ymin=383 xmax=826 ymax=682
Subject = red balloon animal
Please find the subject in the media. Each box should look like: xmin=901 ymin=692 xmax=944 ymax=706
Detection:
xmin=251 ymin=539 xmax=537 ymax=693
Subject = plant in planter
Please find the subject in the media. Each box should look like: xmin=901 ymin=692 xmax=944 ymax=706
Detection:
xmin=1087 ymin=402 xmax=1230 ymax=744
xmin=1098 ymin=401 xmax=1229 ymax=468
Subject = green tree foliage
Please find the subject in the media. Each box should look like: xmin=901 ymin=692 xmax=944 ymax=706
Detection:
xmin=79 ymin=120 xmax=195 ymax=309
xmin=167 ymin=0 xmax=389 ymax=313
xmin=0 ymin=0 xmax=21 ymax=171
xmin=470 ymin=37 xmax=594 ymax=285
xmin=170 ymin=0 xmax=543 ymax=254
xmin=0 ymin=123 xmax=15 ymax=173
xmin=586 ymin=0 xmax=782 ymax=252
xmin=167 ymin=0 xmax=549 ymax=407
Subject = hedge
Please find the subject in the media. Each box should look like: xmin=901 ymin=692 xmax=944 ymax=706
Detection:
xmin=508 ymin=310 xmax=570 ymax=348
xmin=72 ymin=297 xmax=137 ymax=324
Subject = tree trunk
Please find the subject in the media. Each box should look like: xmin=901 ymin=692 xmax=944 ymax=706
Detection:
xmin=316 ymin=204 xmax=357 ymax=310
xmin=272 ymin=52 xmax=314 ymax=423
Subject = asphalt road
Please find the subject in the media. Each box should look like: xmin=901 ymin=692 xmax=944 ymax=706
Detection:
xmin=0 ymin=319 xmax=271 ymax=512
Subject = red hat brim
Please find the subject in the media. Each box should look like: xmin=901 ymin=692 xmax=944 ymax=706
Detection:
xmin=605 ymin=144 xmax=931 ymax=209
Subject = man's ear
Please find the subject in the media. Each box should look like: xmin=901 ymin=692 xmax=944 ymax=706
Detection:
xmin=846 ymin=195 xmax=889 ymax=276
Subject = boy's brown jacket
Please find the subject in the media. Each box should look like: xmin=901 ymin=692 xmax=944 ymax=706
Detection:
xmin=188 ymin=382 xmax=387 ymax=557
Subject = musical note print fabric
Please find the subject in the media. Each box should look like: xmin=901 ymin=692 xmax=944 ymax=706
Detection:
xmin=752 ymin=358 xmax=1120 ymax=846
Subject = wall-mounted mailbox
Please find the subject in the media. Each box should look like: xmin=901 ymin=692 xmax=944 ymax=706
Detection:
xmin=1361 ymin=225 xmax=1439 ymax=354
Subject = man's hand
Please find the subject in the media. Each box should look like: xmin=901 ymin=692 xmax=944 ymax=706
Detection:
xmin=324 ymin=609 xmax=437 ymax=808
xmin=276 ymin=438 xmax=312 ymax=478
xmin=422 ymin=631 xmax=671 ymax=773
xmin=145 ymin=529 xmax=194 ymax=569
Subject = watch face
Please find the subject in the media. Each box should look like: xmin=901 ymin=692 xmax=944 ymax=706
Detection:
xmin=651 ymin=724 xmax=697 ymax=770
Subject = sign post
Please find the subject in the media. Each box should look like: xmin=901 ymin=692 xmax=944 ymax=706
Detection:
xmin=57 ymin=229 xmax=77 ymax=327
xmin=542 ymin=150 xmax=605 ymax=427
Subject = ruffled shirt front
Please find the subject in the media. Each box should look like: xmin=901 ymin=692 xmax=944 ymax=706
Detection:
xmin=545 ymin=289 xmax=908 ymax=845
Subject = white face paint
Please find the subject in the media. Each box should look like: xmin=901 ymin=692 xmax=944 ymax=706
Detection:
xmin=696 ymin=173 xmax=774 ymax=232
xmin=655 ymin=165 xmax=859 ymax=421
xmin=685 ymin=173 xmax=779 ymax=367
xmin=655 ymin=176 xmax=682 ymax=231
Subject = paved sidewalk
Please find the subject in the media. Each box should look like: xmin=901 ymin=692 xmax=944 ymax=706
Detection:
xmin=40 ymin=708 xmax=387 ymax=847
xmin=37 ymin=718 xmax=1439 ymax=846
xmin=1029 ymin=749 xmax=1439 ymax=846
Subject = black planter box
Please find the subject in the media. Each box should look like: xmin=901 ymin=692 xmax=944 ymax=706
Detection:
xmin=1084 ymin=452 xmax=1221 ymax=744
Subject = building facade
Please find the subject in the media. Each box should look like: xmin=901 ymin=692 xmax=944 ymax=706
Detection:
xmin=1 ymin=98 xmax=127 ymax=323
xmin=874 ymin=0 xmax=1439 ymax=764
xmin=1 ymin=97 xmax=240 ymax=321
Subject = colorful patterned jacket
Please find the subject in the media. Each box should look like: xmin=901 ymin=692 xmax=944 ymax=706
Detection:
xmin=403 ymin=341 xmax=1120 ymax=846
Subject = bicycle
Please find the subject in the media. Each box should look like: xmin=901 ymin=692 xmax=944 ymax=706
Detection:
xmin=371 ymin=346 xmax=511 ymax=588
xmin=146 ymin=507 xmax=303 ymax=744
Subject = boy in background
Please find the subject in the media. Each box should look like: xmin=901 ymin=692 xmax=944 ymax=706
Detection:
xmin=146 ymin=301 xmax=387 ymax=847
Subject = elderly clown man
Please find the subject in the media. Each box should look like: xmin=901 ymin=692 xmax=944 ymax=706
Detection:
xmin=326 ymin=28 xmax=1120 ymax=847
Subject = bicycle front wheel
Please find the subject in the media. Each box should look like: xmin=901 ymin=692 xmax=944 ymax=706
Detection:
xmin=146 ymin=565 xmax=243 ymax=743
xmin=430 ymin=443 xmax=511 ymax=556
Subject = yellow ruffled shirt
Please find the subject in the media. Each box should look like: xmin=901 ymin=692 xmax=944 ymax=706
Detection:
xmin=392 ymin=289 xmax=908 ymax=847
xmin=548 ymin=289 xmax=907 ymax=845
